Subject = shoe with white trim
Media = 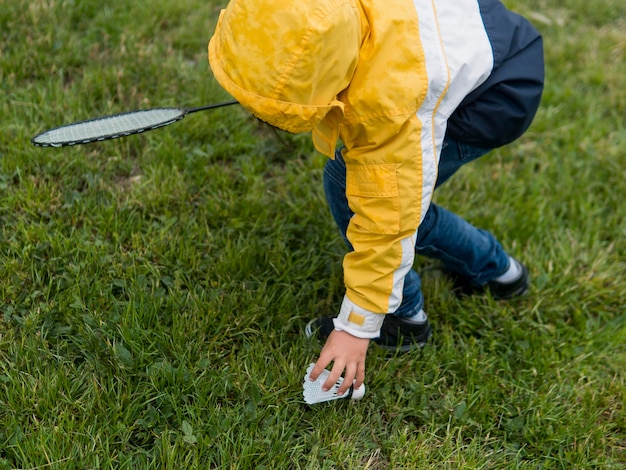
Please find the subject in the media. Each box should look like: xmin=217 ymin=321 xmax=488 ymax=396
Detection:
xmin=446 ymin=257 xmax=530 ymax=300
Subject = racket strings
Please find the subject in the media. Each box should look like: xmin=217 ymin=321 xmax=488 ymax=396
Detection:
xmin=33 ymin=108 xmax=185 ymax=146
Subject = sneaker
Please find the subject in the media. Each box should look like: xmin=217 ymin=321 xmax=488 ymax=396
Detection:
xmin=305 ymin=315 xmax=432 ymax=352
xmin=445 ymin=257 xmax=530 ymax=300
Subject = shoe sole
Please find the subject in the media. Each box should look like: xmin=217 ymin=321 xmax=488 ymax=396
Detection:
xmin=445 ymin=261 xmax=530 ymax=300
xmin=373 ymin=340 xmax=430 ymax=352
xmin=488 ymin=263 xmax=530 ymax=300
xmin=304 ymin=320 xmax=316 ymax=338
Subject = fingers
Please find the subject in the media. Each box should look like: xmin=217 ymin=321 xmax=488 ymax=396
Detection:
xmin=321 ymin=359 xmax=345 ymax=393
xmin=341 ymin=360 xmax=365 ymax=394
xmin=321 ymin=361 xmax=362 ymax=395
xmin=312 ymin=358 xmax=352 ymax=395
xmin=334 ymin=361 xmax=356 ymax=395
xmin=308 ymin=357 xmax=329 ymax=383
xmin=354 ymin=360 xmax=365 ymax=389
xmin=309 ymin=350 xmax=349 ymax=391
xmin=310 ymin=357 xmax=362 ymax=396
xmin=308 ymin=342 xmax=336 ymax=382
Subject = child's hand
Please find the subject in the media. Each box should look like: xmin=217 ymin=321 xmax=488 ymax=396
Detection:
xmin=308 ymin=330 xmax=369 ymax=395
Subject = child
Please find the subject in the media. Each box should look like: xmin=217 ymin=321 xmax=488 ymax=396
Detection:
xmin=208 ymin=0 xmax=544 ymax=396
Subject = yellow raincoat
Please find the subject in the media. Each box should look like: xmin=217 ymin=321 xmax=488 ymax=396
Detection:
xmin=209 ymin=0 xmax=497 ymax=337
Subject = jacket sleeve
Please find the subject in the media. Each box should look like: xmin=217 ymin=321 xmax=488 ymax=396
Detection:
xmin=331 ymin=112 xmax=438 ymax=338
xmin=311 ymin=0 xmax=440 ymax=339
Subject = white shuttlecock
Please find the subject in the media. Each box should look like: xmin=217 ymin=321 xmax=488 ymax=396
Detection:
xmin=302 ymin=363 xmax=366 ymax=404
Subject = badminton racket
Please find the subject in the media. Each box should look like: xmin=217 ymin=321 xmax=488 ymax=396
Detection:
xmin=31 ymin=100 xmax=239 ymax=147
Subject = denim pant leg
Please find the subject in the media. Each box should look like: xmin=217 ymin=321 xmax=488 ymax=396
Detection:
xmin=418 ymin=138 xmax=510 ymax=285
xmin=323 ymin=138 xmax=510 ymax=319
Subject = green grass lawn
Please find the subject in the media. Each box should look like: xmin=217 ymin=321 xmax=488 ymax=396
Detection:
xmin=1 ymin=0 xmax=625 ymax=468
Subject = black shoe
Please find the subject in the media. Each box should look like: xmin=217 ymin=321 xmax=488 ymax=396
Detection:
xmin=305 ymin=315 xmax=432 ymax=352
xmin=446 ymin=257 xmax=530 ymax=300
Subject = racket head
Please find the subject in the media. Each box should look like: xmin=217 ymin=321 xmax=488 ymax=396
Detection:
xmin=31 ymin=108 xmax=187 ymax=147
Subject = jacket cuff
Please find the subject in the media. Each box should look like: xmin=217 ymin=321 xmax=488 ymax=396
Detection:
xmin=332 ymin=295 xmax=385 ymax=339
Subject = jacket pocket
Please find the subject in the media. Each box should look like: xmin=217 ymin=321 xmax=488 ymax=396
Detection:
xmin=346 ymin=163 xmax=400 ymax=235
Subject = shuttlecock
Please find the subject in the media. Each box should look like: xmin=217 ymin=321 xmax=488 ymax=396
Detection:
xmin=302 ymin=363 xmax=366 ymax=404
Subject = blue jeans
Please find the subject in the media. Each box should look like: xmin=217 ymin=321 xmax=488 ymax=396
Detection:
xmin=323 ymin=136 xmax=510 ymax=318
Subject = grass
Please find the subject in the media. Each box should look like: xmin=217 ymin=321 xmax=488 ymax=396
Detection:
xmin=1 ymin=0 xmax=625 ymax=468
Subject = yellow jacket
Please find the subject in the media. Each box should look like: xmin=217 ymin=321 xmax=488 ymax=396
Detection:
xmin=209 ymin=0 xmax=497 ymax=338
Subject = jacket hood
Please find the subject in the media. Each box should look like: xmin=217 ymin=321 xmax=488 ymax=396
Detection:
xmin=208 ymin=0 xmax=361 ymax=137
